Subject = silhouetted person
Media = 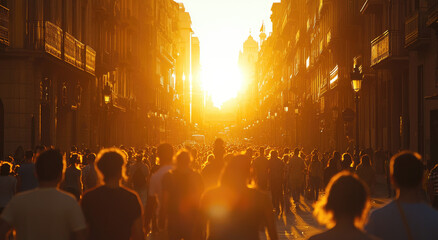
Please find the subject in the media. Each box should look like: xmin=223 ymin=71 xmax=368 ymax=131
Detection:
xmin=355 ymin=155 xmax=376 ymax=192
xmin=202 ymin=138 xmax=225 ymax=189
xmin=324 ymin=158 xmax=339 ymax=187
xmin=81 ymin=148 xmax=145 ymax=240
xmin=162 ymin=150 xmax=204 ymax=240
xmin=0 ymin=149 xmax=87 ymax=240
xmin=200 ymin=154 xmax=278 ymax=240
xmin=310 ymin=172 xmax=375 ymax=240
xmin=61 ymin=154 xmax=82 ymax=200
xmin=128 ymin=154 xmax=149 ymax=209
xmin=341 ymin=153 xmax=353 ymax=171
xmin=308 ymin=154 xmax=323 ymax=201
xmin=17 ymin=150 xmax=38 ymax=192
xmin=145 ymin=143 xmax=174 ymax=233
xmin=288 ymin=148 xmax=305 ymax=205
xmin=81 ymin=153 xmax=98 ymax=192
xmin=252 ymin=147 xmax=269 ymax=191
xmin=365 ymin=151 xmax=438 ymax=240
xmin=268 ymin=150 xmax=284 ymax=214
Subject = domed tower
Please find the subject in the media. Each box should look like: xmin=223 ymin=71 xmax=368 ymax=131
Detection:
xmin=259 ymin=22 xmax=267 ymax=44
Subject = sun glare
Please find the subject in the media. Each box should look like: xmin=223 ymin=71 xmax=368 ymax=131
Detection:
xmin=202 ymin=63 xmax=243 ymax=108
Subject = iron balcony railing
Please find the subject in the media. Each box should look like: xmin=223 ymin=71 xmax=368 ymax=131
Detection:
xmin=0 ymin=4 xmax=9 ymax=46
xmin=405 ymin=10 xmax=430 ymax=48
xmin=371 ymin=30 xmax=405 ymax=67
xmin=27 ymin=20 xmax=94 ymax=73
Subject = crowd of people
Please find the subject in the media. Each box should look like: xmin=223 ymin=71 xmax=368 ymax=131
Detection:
xmin=0 ymin=139 xmax=437 ymax=240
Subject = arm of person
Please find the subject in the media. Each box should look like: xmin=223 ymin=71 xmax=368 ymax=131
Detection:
xmin=0 ymin=219 xmax=11 ymax=240
xmin=130 ymin=217 xmax=145 ymax=240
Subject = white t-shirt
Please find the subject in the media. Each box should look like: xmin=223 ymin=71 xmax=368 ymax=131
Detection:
xmin=1 ymin=188 xmax=86 ymax=240
xmin=0 ymin=176 xmax=16 ymax=208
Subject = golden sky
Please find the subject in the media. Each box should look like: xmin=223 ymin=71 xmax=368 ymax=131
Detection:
xmin=181 ymin=0 xmax=278 ymax=107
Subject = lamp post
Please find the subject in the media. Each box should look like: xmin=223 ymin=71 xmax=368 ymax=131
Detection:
xmin=103 ymin=83 xmax=112 ymax=105
xmin=350 ymin=65 xmax=363 ymax=158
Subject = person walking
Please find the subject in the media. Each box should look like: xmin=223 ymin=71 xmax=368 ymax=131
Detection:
xmin=162 ymin=150 xmax=204 ymax=240
xmin=202 ymin=138 xmax=226 ymax=190
xmin=16 ymin=150 xmax=38 ymax=192
xmin=365 ymin=151 xmax=438 ymax=240
xmin=0 ymin=149 xmax=87 ymax=240
xmin=288 ymin=148 xmax=306 ymax=206
xmin=81 ymin=148 xmax=145 ymax=240
xmin=252 ymin=147 xmax=269 ymax=191
xmin=355 ymin=155 xmax=376 ymax=192
xmin=128 ymin=154 xmax=150 ymax=209
xmin=308 ymin=154 xmax=323 ymax=201
xmin=268 ymin=150 xmax=284 ymax=214
xmin=61 ymin=154 xmax=82 ymax=200
xmin=200 ymin=154 xmax=278 ymax=240
xmin=81 ymin=153 xmax=98 ymax=192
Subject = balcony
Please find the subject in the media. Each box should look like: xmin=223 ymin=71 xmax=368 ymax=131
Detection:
xmin=405 ymin=11 xmax=430 ymax=49
xmin=43 ymin=21 xmax=63 ymax=59
xmin=85 ymin=46 xmax=96 ymax=75
xmin=0 ymin=4 xmax=8 ymax=46
xmin=371 ymin=30 xmax=407 ymax=68
xmin=27 ymin=21 xmax=94 ymax=74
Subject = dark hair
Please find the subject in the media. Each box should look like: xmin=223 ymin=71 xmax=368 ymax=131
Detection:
xmin=360 ymin=155 xmax=371 ymax=166
xmin=391 ymin=151 xmax=424 ymax=189
xmin=157 ymin=143 xmax=173 ymax=164
xmin=259 ymin=147 xmax=265 ymax=154
xmin=314 ymin=171 xmax=370 ymax=228
xmin=69 ymin=154 xmax=79 ymax=166
xmin=0 ymin=162 xmax=12 ymax=176
xmin=87 ymin=153 xmax=96 ymax=164
xmin=333 ymin=151 xmax=341 ymax=160
xmin=220 ymin=154 xmax=251 ymax=188
xmin=96 ymin=148 xmax=126 ymax=182
xmin=35 ymin=149 xmax=64 ymax=182
xmin=175 ymin=149 xmax=192 ymax=168
xmin=270 ymin=150 xmax=278 ymax=158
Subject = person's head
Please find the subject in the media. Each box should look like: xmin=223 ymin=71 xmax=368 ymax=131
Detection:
xmin=35 ymin=149 xmax=64 ymax=183
xmin=157 ymin=143 xmax=174 ymax=165
xmin=390 ymin=151 xmax=424 ymax=190
xmin=220 ymin=154 xmax=251 ymax=188
xmin=270 ymin=150 xmax=278 ymax=159
xmin=333 ymin=151 xmax=341 ymax=160
xmin=69 ymin=154 xmax=79 ymax=166
xmin=259 ymin=147 xmax=265 ymax=156
xmin=328 ymin=158 xmax=336 ymax=168
xmin=207 ymin=154 xmax=215 ymax=164
xmin=342 ymin=153 xmax=352 ymax=164
xmin=0 ymin=162 xmax=12 ymax=176
xmin=359 ymin=155 xmax=371 ymax=167
xmin=175 ymin=149 xmax=192 ymax=169
xmin=293 ymin=147 xmax=300 ymax=156
xmin=96 ymin=148 xmax=127 ymax=183
xmin=86 ymin=153 xmax=96 ymax=165
xmin=213 ymin=138 xmax=225 ymax=158
xmin=246 ymin=148 xmax=253 ymax=158
xmin=314 ymin=171 xmax=370 ymax=229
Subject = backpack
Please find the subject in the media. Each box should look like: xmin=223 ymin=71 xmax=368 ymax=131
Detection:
xmin=132 ymin=165 xmax=148 ymax=189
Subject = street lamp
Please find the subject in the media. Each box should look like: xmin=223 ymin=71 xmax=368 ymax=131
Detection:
xmin=103 ymin=83 xmax=112 ymax=105
xmin=350 ymin=65 xmax=363 ymax=158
